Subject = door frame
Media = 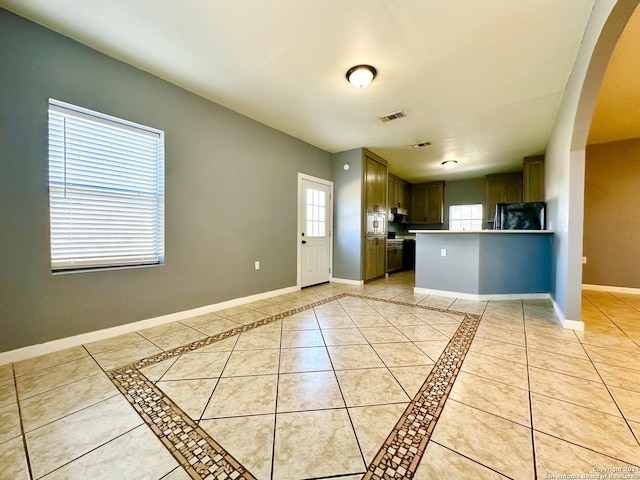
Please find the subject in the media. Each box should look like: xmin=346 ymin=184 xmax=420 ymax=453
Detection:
xmin=297 ymin=173 xmax=334 ymax=288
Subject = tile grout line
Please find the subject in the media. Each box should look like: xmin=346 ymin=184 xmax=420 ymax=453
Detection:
xmin=104 ymin=292 xmax=482 ymax=479
xmin=12 ymin=363 xmax=36 ymax=480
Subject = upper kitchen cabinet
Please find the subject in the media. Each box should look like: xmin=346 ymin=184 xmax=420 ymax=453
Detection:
xmin=364 ymin=153 xmax=387 ymax=214
xmin=388 ymin=174 xmax=410 ymax=212
xmin=485 ymin=172 xmax=523 ymax=222
xmin=523 ymin=155 xmax=545 ymax=202
xmin=411 ymin=181 xmax=445 ymax=224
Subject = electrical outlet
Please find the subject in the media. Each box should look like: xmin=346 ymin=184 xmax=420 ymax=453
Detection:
xmin=582 ymin=256 xmax=587 ymax=264
xmin=440 ymin=248 xmax=447 ymax=257
xmin=254 ymin=261 xmax=260 ymax=270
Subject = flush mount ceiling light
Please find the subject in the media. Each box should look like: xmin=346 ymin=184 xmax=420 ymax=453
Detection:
xmin=442 ymin=160 xmax=458 ymax=169
xmin=346 ymin=65 xmax=377 ymax=88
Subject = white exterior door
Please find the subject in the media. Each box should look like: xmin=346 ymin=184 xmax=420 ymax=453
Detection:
xmin=299 ymin=176 xmax=332 ymax=288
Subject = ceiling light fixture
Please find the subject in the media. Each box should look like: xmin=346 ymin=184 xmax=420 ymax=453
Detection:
xmin=346 ymin=65 xmax=377 ymax=88
xmin=442 ymin=160 xmax=458 ymax=169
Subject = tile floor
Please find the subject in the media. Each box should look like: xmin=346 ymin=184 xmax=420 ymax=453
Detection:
xmin=1 ymin=272 xmax=640 ymax=479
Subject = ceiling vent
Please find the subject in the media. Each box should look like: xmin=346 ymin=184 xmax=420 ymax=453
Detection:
xmin=411 ymin=141 xmax=432 ymax=148
xmin=378 ymin=110 xmax=406 ymax=122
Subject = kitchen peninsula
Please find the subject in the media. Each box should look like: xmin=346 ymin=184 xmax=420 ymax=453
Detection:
xmin=410 ymin=230 xmax=553 ymax=300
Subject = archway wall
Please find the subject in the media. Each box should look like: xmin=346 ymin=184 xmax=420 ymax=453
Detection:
xmin=545 ymin=0 xmax=639 ymax=324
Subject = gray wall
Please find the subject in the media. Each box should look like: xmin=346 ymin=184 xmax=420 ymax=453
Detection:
xmin=0 ymin=10 xmax=332 ymax=352
xmin=545 ymin=0 xmax=638 ymax=321
xmin=584 ymin=138 xmax=640 ymax=287
xmin=332 ymin=149 xmax=363 ymax=280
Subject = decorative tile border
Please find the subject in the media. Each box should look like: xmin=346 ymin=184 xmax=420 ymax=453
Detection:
xmin=106 ymin=293 xmax=481 ymax=479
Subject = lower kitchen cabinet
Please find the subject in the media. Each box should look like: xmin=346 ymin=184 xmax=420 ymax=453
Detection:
xmin=364 ymin=237 xmax=386 ymax=281
xmin=386 ymin=240 xmax=403 ymax=273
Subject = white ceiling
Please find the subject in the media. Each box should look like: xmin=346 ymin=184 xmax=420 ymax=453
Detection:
xmin=2 ymin=0 xmax=598 ymax=183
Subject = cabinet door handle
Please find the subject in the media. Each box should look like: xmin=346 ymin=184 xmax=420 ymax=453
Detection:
xmin=375 ymin=238 xmax=379 ymax=246
xmin=373 ymin=220 xmax=379 ymax=229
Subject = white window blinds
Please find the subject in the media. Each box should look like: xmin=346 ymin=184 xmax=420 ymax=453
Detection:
xmin=48 ymin=100 xmax=165 ymax=271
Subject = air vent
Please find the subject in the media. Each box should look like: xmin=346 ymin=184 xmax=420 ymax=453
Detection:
xmin=378 ymin=110 xmax=406 ymax=122
xmin=411 ymin=142 xmax=432 ymax=148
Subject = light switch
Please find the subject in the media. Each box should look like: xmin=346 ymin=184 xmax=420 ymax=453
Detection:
xmin=440 ymin=248 xmax=447 ymax=257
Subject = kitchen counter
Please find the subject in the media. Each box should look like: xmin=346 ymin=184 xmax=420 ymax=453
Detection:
xmin=410 ymin=230 xmax=553 ymax=300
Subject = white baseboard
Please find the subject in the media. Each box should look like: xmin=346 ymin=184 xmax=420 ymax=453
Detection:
xmin=413 ymin=287 xmax=550 ymax=302
xmin=582 ymin=284 xmax=640 ymax=295
xmin=0 ymin=285 xmax=299 ymax=365
xmin=331 ymin=277 xmax=364 ymax=286
xmin=551 ymin=298 xmax=585 ymax=331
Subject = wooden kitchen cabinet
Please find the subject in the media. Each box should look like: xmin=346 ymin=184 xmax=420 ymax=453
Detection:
xmin=411 ymin=181 xmax=444 ymax=224
xmin=485 ymin=172 xmax=523 ymax=222
xmin=388 ymin=174 xmax=410 ymax=211
xmin=523 ymin=155 xmax=545 ymax=202
xmin=364 ymin=236 xmax=386 ymax=281
xmin=365 ymin=155 xmax=387 ymax=214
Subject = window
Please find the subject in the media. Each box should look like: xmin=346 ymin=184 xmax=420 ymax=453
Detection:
xmin=305 ymin=187 xmax=326 ymax=237
xmin=48 ymin=99 xmax=164 ymax=272
xmin=449 ymin=204 xmax=483 ymax=231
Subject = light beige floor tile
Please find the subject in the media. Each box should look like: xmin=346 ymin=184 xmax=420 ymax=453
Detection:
xmin=146 ymin=328 xmax=208 ymax=351
xmin=417 ymin=296 xmax=455 ymax=309
xmin=431 ymin=400 xmax=534 ymax=480
xmin=594 ymin=362 xmax=640 ymax=391
xmin=281 ymin=315 xmax=319 ymax=331
xmin=281 ymin=329 xmax=324 ymax=348
xmin=20 ymin=372 xmax=118 ymax=432
xmin=13 ymin=346 xmax=88 ymax=377
xmin=25 ymin=395 xmax=143 ymax=479
xmin=609 ymin=386 xmax=640 ymax=422
xmin=157 ymin=379 xmax=218 ymax=419
xmin=380 ymin=312 xmax=426 ymax=326
xmin=577 ymin=331 xmax=640 ymax=352
xmin=449 ymin=371 xmax=531 ymax=427
xmin=234 ymin=330 xmax=282 ymax=350
xmin=277 ymin=371 xmax=344 ymax=412
xmin=182 ymin=317 xmax=243 ymax=336
xmin=475 ymin=324 xmax=525 ymax=345
xmin=0 ymin=403 xmax=21 ymax=443
xmin=201 ymin=375 xmax=277 ymax=418
xmin=372 ymin=342 xmax=433 ymax=367
xmin=321 ymin=327 xmax=368 ymax=346
xmin=83 ymin=332 xmax=146 ymax=355
xmin=630 ymin=420 xmax=640 ymax=443
xmin=526 ymin=348 xmax=601 ymax=382
xmin=327 ymin=344 xmax=385 ymax=370
xmin=414 ymin=340 xmax=449 ymax=362
xmin=358 ymin=326 xmax=410 ymax=344
xmin=449 ymin=299 xmax=487 ymax=315
xmin=279 ymin=347 xmax=332 ymax=373
xmin=468 ymin=336 xmax=528 ymax=364
xmin=584 ymin=344 xmax=640 ymax=370
xmin=531 ymin=393 xmax=640 ymax=463
xmin=414 ymin=441 xmax=509 ymax=480
xmin=194 ymin=336 xmax=238 ymax=353
xmin=221 ymin=349 xmax=279 ymax=377
xmin=161 ymin=352 xmax=230 ymax=381
xmin=272 ymin=409 xmax=365 ymax=479
xmin=0 ymin=379 xmax=16 ymax=408
xmin=200 ymin=414 xmax=274 ymax=479
xmin=389 ymin=365 xmax=433 ymax=397
xmin=16 ymin=356 xmax=102 ymax=400
xmin=162 ymin=466 xmax=192 ymax=479
xmin=91 ymin=341 xmax=162 ymax=370
xmin=534 ymin=431 xmax=637 ymax=477
xmin=222 ymin=309 xmax=270 ymax=324
xmin=0 ymin=436 xmax=30 ymax=480
xmin=528 ymin=367 xmax=620 ymax=416
xmin=0 ymin=364 xmax=13 ymax=384
xmin=525 ymin=334 xmax=587 ymax=359
xmin=316 ymin=316 xmax=357 ymax=329
xmin=349 ymin=314 xmax=392 ymax=328
xmin=396 ymin=324 xmax=449 ymax=342
xmin=336 ymin=368 xmax=410 ymax=407
xmin=348 ymin=403 xmax=407 ymax=464
xmin=413 ymin=309 xmax=463 ymax=324
xmin=460 ymin=351 xmax=529 ymax=389
xmin=43 ymin=424 xmax=179 ymax=480
xmin=430 ymin=323 xmax=459 ymax=337
xmin=139 ymin=357 xmax=179 ymax=382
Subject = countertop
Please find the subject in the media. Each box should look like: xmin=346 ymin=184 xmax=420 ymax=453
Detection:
xmin=409 ymin=230 xmax=553 ymax=234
